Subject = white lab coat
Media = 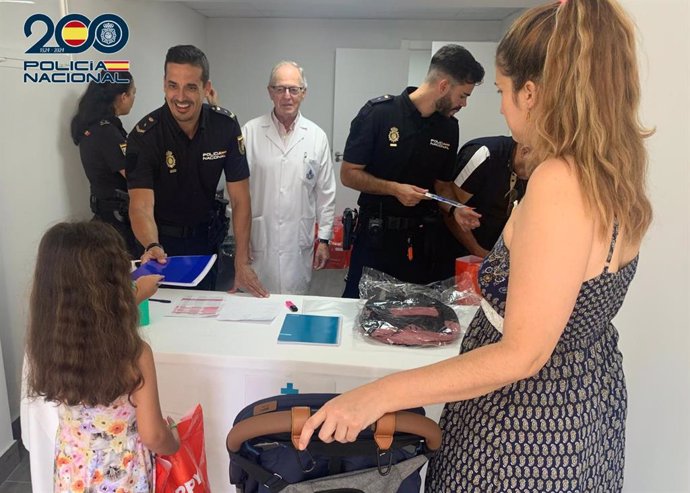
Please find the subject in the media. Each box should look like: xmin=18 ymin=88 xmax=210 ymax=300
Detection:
xmin=243 ymin=113 xmax=336 ymax=294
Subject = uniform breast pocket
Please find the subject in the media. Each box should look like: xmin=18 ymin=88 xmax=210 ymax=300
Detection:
xmin=300 ymin=157 xmax=318 ymax=189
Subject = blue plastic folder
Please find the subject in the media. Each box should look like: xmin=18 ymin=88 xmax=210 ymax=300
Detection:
xmin=277 ymin=314 xmax=341 ymax=346
xmin=131 ymin=254 xmax=217 ymax=287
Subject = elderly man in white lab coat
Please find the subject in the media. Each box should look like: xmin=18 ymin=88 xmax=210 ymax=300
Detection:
xmin=243 ymin=61 xmax=336 ymax=294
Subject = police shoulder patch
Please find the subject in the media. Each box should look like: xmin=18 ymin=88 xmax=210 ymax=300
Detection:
xmin=210 ymin=105 xmax=237 ymax=121
xmin=134 ymin=114 xmax=158 ymax=134
xmin=368 ymin=94 xmax=394 ymax=105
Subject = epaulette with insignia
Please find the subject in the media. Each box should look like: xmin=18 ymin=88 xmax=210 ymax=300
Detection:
xmin=368 ymin=94 xmax=393 ymax=105
xmin=134 ymin=114 xmax=158 ymax=134
xmin=210 ymin=105 xmax=237 ymax=121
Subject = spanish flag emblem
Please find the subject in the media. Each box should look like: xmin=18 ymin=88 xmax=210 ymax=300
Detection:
xmin=62 ymin=20 xmax=88 ymax=48
xmin=103 ymin=60 xmax=130 ymax=71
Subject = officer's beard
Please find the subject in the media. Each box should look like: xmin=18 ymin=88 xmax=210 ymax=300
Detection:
xmin=434 ymin=93 xmax=455 ymax=117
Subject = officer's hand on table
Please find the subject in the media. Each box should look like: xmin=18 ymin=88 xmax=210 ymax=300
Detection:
xmin=453 ymin=207 xmax=481 ymax=231
xmin=313 ymin=242 xmax=330 ymax=270
xmin=140 ymin=246 xmax=167 ymax=265
xmin=393 ymin=183 xmax=428 ymax=207
xmin=231 ymin=263 xmax=269 ymax=298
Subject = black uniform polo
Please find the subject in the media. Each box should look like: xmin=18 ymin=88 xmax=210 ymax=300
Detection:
xmin=343 ymin=87 xmax=459 ymax=218
xmin=453 ymin=136 xmax=527 ymax=250
xmin=126 ymin=103 xmax=249 ymax=227
xmin=77 ymin=117 xmax=128 ymax=199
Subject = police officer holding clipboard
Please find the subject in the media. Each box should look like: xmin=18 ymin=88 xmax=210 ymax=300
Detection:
xmin=126 ymin=45 xmax=268 ymax=296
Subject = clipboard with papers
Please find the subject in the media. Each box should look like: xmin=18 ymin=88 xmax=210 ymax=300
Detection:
xmin=131 ymin=254 xmax=217 ymax=287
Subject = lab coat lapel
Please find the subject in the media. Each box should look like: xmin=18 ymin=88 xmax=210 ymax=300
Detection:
xmin=263 ymin=114 xmax=285 ymax=153
xmin=284 ymin=120 xmax=306 ymax=155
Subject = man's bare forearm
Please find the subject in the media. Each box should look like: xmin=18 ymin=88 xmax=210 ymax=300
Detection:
xmin=128 ymin=189 xmax=159 ymax=248
xmin=445 ymin=214 xmax=488 ymax=257
xmin=341 ymin=163 xmax=398 ymax=196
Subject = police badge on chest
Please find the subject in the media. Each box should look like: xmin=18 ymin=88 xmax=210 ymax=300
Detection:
xmin=165 ymin=150 xmax=177 ymax=173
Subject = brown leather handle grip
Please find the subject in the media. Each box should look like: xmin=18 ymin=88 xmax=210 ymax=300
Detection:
xmin=226 ymin=409 xmax=441 ymax=453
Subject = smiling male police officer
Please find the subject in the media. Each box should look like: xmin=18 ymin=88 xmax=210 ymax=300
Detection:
xmin=341 ymin=44 xmax=484 ymax=298
xmin=126 ymin=45 xmax=268 ymax=296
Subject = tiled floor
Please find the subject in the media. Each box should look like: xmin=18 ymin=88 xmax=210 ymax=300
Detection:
xmin=0 ymin=448 xmax=31 ymax=493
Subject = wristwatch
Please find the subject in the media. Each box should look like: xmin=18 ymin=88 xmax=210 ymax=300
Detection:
xmin=447 ymin=205 xmax=457 ymax=217
xmin=145 ymin=242 xmax=163 ymax=252
xmin=318 ymin=239 xmax=329 ymax=245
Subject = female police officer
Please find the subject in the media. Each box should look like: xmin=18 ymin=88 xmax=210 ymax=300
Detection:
xmin=70 ymin=71 xmax=138 ymax=257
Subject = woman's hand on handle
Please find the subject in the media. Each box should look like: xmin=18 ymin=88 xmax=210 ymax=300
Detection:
xmin=297 ymin=384 xmax=385 ymax=450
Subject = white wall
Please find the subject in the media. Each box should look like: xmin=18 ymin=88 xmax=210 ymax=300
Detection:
xmin=0 ymin=0 xmax=206 ymax=421
xmin=617 ymin=1 xmax=690 ymax=491
xmin=205 ymin=18 xmax=505 ymax=141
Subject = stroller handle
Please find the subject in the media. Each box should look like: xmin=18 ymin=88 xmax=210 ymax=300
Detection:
xmin=226 ymin=409 xmax=442 ymax=453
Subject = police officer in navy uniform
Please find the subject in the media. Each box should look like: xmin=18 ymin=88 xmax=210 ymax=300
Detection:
xmin=126 ymin=45 xmax=268 ymax=296
xmin=455 ymin=137 xmax=531 ymax=254
xmin=71 ymin=70 xmax=139 ymax=258
xmin=341 ymin=44 xmax=484 ymax=298
xmin=433 ymin=136 xmax=532 ymax=279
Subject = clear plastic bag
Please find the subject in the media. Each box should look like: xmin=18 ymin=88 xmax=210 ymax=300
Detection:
xmin=356 ymin=268 xmax=478 ymax=347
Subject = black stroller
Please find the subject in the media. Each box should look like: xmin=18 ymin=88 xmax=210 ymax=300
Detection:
xmin=227 ymin=393 xmax=441 ymax=493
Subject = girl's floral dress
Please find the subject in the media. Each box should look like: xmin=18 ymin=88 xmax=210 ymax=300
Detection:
xmin=54 ymin=395 xmax=152 ymax=493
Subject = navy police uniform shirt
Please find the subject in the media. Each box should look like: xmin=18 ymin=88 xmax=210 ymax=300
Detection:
xmin=77 ymin=117 xmax=128 ymax=199
xmin=343 ymin=87 xmax=459 ymax=218
xmin=453 ymin=136 xmax=527 ymax=250
xmin=126 ymin=103 xmax=249 ymax=227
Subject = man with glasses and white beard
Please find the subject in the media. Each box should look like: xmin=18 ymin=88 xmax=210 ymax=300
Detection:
xmin=242 ymin=61 xmax=336 ymax=295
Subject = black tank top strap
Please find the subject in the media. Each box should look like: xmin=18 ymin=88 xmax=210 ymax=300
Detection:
xmin=603 ymin=220 xmax=619 ymax=274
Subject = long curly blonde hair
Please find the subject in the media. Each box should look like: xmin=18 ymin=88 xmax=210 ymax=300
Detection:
xmin=497 ymin=0 xmax=652 ymax=244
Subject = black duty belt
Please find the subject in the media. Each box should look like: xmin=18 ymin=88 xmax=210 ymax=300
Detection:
xmin=384 ymin=216 xmax=422 ymax=231
xmin=158 ymin=222 xmax=210 ymax=239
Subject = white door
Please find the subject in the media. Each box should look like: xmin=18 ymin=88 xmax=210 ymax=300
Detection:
xmin=332 ymin=48 xmax=409 ymax=216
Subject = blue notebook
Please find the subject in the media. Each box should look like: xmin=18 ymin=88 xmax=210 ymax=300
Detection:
xmin=277 ymin=314 xmax=341 ymax=346
xmin=131 ymin=254 xmax=217 ymax=287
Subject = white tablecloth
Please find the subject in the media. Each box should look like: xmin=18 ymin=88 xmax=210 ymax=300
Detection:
xmin=21 ymin=289 xmax=477 ymax=492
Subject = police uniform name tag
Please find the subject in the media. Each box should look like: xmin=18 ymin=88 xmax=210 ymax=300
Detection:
xmin=202 ymin=150 xmax=227 ymax=161
xmin=429 ymin=138 xmax=451 ymax=150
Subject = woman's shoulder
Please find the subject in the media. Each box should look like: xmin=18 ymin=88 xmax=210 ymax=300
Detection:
xmin=524 ymin=157 xmax=583 ymax=208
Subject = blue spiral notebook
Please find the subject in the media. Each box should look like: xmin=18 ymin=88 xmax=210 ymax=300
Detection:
xmin=277 ymin=314 xmax=342 ymax=346
xmin=131 ymin=254 xmax=217 ymax=287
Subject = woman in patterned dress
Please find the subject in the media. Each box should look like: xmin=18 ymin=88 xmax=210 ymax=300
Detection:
xmin=298 ymin=1 xmax=652 ymax=491
xmin=26 ymin=221 xmax=180 ymax=492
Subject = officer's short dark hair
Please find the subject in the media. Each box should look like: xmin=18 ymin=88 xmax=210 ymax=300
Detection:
xmin=427 ymin=44 xmax=485 ymax=86
xmin=164 ymin=45 xmax=210 ymax=84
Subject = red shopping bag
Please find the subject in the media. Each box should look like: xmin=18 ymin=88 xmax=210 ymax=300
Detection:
xmin=455 ymin=255 xmax=483 ymax=305
xmin=155 ymin=404 xmax=210 ymax=492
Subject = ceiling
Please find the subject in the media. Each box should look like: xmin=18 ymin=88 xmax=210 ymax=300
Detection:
xmin=167 ymin=0 xmax=544 ymax=20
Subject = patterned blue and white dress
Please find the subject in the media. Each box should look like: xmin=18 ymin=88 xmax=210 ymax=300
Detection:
xmin=426 ymin=223 xmax=636 ymax=492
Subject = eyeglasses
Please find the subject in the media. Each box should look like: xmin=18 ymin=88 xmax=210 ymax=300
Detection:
xmin=270 ymin=86 xmax=304 ymax=96
xmin=505 ymin=171 xmax=518 ymax=216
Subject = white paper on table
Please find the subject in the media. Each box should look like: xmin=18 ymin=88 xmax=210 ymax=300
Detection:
xmin=167 ymin=295 xmax=226 ymax=318
xmin=217 ymin=296 xmax=284 ymax=322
